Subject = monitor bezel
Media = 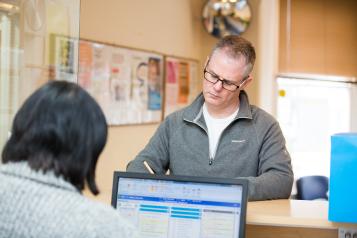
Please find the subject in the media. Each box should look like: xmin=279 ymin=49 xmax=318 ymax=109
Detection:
xmin=111 ymin=171 xmax=248 ymax=238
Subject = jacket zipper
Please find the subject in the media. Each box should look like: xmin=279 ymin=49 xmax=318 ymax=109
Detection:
xmin=184 ymin=117 xmax=240 ymax=166
xmin=210 ymin=119 xmax=239 ymax=166
xmin=209 ymin=157 xmax=213 ymax=165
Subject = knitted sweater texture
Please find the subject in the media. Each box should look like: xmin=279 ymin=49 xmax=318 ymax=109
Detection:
xmin=0 ymin=162 xmax=137 ymax=238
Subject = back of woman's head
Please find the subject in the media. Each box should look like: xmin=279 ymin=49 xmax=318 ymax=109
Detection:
xmin=1 ymin=80 xmax=107 ymax=195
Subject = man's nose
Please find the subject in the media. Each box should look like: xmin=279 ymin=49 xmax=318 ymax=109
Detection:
xmin=213 ymin=79 xmax=223 ymax=91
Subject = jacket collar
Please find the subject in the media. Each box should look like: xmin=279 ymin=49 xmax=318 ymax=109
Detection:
xmin=183 ymin=90 xmax=253 ymax=122
xmin=0 ymin=161 xmax=78 ymax=193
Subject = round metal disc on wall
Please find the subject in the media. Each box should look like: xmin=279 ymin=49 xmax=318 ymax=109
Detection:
xmin=202 ymin=0 xmax=252 ymax=38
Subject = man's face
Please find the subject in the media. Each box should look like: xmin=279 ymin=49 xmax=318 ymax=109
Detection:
xmin=148 ymin=61 xmax=159 ymax=82
xmin=203 ymin=50 xmax=250 ymax=112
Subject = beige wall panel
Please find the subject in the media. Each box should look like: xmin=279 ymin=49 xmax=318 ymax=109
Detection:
xmin=325 ymin=0 xmax=357 ymax=76
xmin=80 ymin=0 xmax=203 ymax=59
xmin=290 ymin=43 xmax=325 ymax=73
xmin=279 ymin=0 xmax=288 ymax=71
xmin=289 ymin=0 xmax=326 ymax=73
xmin=279 ymin=0 xmax=357 ymax=77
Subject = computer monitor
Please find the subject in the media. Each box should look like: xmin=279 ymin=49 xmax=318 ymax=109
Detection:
xmin=111 ymin=172 xmax=248 ymax=238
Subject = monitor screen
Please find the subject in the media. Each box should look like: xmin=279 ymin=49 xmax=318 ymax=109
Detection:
xmin=112 ymin=173 xmax=247 ymax=238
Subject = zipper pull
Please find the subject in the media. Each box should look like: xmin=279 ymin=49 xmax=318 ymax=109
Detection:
xmin=209 ymin=157 xmax=213 ymax=165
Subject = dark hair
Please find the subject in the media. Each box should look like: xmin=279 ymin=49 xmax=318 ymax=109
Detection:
xmin=211 ymin=35 xmax=256 ymax=77
xmin=1 ymin=80 xmax=107 ymax=195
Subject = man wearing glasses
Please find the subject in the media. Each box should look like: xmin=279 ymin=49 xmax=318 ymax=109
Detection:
xmin=127 ymin=35 xmax=293 ymax=201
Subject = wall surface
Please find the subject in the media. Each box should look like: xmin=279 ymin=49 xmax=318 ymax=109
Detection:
xmin=80 ymin=0 xmax=204 ymax=194
xmin=279 ymin=0 xmax=357 ymax=77
xmin=80 ymin=0 xmax=265 ymax=195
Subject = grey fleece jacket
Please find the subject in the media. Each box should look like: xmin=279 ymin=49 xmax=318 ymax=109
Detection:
xmin=127 ymin=91 xmax=293 ymax=201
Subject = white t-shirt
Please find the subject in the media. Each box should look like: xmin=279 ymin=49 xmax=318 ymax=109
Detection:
xmin=203 ymin=103 xmax=239 ymax=158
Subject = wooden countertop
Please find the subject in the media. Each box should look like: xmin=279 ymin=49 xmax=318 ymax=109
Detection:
xmin=85 ymin=191 xmax=357 ymax=229
xmin=247 ymin=199 xmax=357 ymax=229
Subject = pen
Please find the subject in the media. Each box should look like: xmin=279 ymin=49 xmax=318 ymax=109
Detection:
xmin=143 ymin=161 xmax=155 ymax=174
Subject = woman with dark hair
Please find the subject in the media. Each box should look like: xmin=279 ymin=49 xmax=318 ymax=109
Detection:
xmin=0 ymin=81 xmax=137 ymax=237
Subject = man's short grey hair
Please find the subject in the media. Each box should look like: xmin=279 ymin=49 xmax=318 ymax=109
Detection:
xmin=210 ymin=35 xmax=256 ymax=77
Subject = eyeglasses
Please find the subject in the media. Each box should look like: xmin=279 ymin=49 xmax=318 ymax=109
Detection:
xmin=204 ymin=67 xmax=246 ymax=92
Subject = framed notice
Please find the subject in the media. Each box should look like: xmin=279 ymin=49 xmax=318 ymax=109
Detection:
xmin=50 ymin=35 xmax=164 ymax=125
xmin=164 ymin=57 xmax=199 ymax=117
xmin=50 ymin=34 xmax=78 ymax=83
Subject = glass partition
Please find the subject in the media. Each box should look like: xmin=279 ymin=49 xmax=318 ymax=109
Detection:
xmin=0 ymin=0 xmax=80 ymax=153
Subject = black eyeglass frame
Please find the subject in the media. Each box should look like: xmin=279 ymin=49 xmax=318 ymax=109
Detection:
xmin=203 ymin=60 xmax=248 ymax=92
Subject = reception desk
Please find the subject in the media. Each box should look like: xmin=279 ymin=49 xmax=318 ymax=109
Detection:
xmin=246 ymin=199 xmax=357 ymax=238
xmin=86 ymin=191 xmax=357 ymax=238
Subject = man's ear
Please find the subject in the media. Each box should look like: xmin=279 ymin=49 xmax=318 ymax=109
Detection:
xmin=239 ymin=75 xmax=253 ymax=90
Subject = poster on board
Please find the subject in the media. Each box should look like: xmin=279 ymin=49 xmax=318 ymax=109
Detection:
xmin=78 ymin=40 xmax=164 ymax=125
xmin=50 ymin=34 xmax=78 ymax=83
xmin=164 ymin=57 xmax=199 ymax=117
xmin=50 ymin=35 xmax=164 ymax=125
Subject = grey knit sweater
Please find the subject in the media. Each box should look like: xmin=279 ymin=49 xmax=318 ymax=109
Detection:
xmin=0 ymin=162 xmax=138 ymax=238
